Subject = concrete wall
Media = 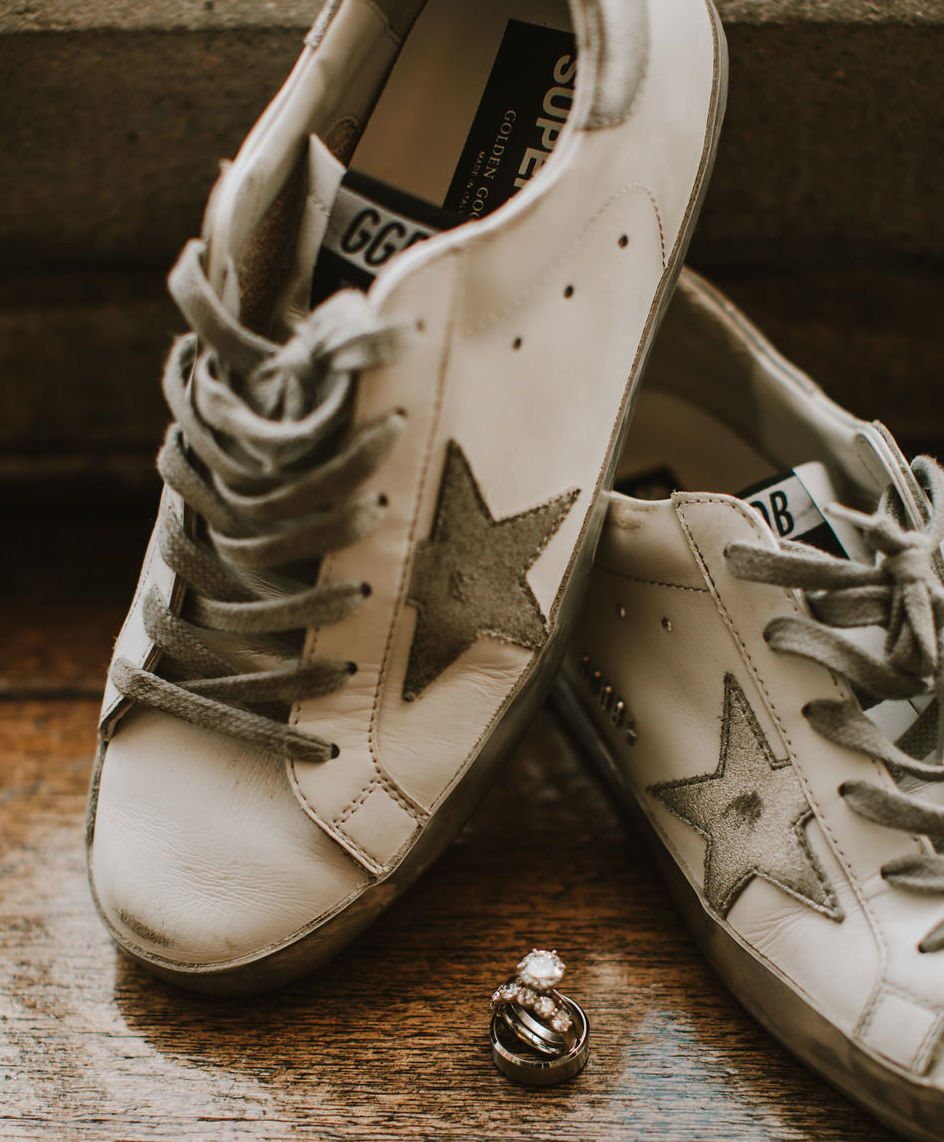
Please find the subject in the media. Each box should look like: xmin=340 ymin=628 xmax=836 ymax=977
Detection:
xmin=3 ymin=1 xmax=943 ymax=506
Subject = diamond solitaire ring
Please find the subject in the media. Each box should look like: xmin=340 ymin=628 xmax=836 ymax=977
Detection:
xmin=489 ymin=950 xmax=590 ymax=1086
xmin=490 ymin=949 xmax=573 ymax=1033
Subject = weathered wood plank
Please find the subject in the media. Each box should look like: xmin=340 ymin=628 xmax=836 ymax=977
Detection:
xmin=0 ymin=688 xmax=894 ymax=1140
xmin=0 ymin=514 xmax=898 ymax=1139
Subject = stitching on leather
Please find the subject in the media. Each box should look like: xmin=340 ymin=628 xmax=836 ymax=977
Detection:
xmin=454 ymin=483 xmax=580 ymax=654
xmin=333 ymin=793 xmax=420 ymax=867
xmin=855 ymin=983 xmax=883 ymax=1041
xmin=329 ymin=821 xmax=383 ymax=874
xmin=409 ymin=91 xmax=709 ymax=815
xmin=597 ymin=568 xmax=709 ymax=593
xmin=878 ymin=980 xmax=944 ymax=1012
xmin=463 ymin=181 xmax=664 ymax=337
xmin=855 ymin=983 xmax=944 ymax=1070
xmin=676 ymin=498 xmax=890 ymax=963
xmin=378 ymin=246 xmax=569 ymax=816
xmin=334 ymin=777 xmax=382 ymax=826
xmin=287 ymin=254 xmax=462 ymax=852
xmin=652 ymin=194 xmax=666 ymax=267
xmin=649 ymin=671 xmax=842 ymax=920
xmin=914 ymin=1010 xmax=944 ymax=1075
xmin=366 ymin=251 xmax=462 ymax=796
xmin=334 ymin=775 xmax=425 ymax=828
xmin=676 ymin=500 xmax=800 ymax=756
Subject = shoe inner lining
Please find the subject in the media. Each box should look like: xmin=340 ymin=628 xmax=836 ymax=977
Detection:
xmin=350 ymin=0 xmax=573 ymax=209
xmin=616 ymin=390 xmax=780 ymax=501
xmin=612 ymin=276 xmax=878 ymax=513
xmin=238 ymin=0 xmax=577 ymax=334
xmin=301 ymin=0 xmax=577 ymax=312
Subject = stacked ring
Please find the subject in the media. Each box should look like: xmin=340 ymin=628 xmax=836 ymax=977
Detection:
xmin=489 ymin=950 xmax=590 ymax=1086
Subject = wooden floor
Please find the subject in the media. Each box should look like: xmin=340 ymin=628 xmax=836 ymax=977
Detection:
xmin=0 ymin=511 xmax=896 ymax=1141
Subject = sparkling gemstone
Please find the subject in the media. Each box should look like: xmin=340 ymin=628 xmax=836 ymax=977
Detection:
xmin=491 ymin=982 xmax=519 ymax=1011
xmin=551 ymin=1011 xmax=573 ymax=1034
xmin=516 ymin=949 xmax=565 ymax=991
xmin=533 ymin=995 xmax=556 ymax=1018
xmin=516 ymin=986 xmax=537 ymax=1007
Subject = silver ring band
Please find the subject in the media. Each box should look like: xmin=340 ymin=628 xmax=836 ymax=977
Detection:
xmin=506 ymin=1001 xmax=574 ymax=1053
xmin=498 ymin=1005 xmax=561 ymax=1056
xmin=490 ymin=995 xmax=590 ymax=1087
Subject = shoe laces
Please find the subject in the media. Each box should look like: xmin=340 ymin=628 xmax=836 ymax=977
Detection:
xmin=110 ymin=239 xmax=409 ymax=763
xmin=725 ymin=456 xmax=944 ymax=952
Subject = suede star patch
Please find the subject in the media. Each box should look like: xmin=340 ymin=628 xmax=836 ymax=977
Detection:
xmin=650 ymin=674 xmax=843 ymax=921
xmin=403 ymin=440 xmax=578 ymax=700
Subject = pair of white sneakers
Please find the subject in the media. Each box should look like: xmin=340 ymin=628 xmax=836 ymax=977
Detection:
xmin=85 ymin=2 xmax=944 ymax=1138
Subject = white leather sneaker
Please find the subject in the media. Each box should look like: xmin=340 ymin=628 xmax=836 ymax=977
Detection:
xmin=557 ymin=268 xmax=944 ymax=1142
xmin=86 ymin=0 xmax=726 ymax=992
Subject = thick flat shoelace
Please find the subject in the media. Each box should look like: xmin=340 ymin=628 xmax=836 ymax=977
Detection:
xmin=111 ymin=239 xmax=409 ymax=763
xmin=726 ymin=456 xmax=944 ymax=951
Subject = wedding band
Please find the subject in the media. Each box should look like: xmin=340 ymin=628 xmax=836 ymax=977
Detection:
xmin=498 ymin=1005 xmax=560 ymax=1056
xmin=506 ymin=1001 xmax=574 ymax=1052
xmin=490 ymin=994 xmax=590 ymax=1087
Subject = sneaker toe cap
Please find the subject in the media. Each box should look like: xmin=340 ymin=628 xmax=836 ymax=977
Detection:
xmin=89 ymin=709 xmax=367 ymax=969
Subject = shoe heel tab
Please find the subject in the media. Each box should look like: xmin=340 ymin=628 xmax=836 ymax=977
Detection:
xmin=570 ymin=0 xmax=649 ymax=129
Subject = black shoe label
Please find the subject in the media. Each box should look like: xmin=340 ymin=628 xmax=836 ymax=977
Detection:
xmin=310 ymin=170 xmax=462 ymax=307
xmin=443 ymin=19 xmax=577 ymax=220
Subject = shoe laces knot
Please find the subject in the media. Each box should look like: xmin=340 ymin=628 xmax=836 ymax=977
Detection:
xmin=876 ymin=525 xmax=944 ymax=680
xmin=831 ymin=457 xmax=944 ymax=685
xmin=244 ymin=291 xmax=402 ymax=446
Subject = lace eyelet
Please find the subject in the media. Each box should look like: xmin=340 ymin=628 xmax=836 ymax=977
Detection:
xmin=361 ymin=582 xmax=373 ymax=598
xmin=346 ymin=661 xmax=358 ymax=675
xmin=329 ymin=743 xmax=341 ymax=759
xmin=377 ymin=493 xmax=389 ymax=508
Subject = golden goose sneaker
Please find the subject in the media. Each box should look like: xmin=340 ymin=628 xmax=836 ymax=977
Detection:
xmin=557 ymin=268 xmax=944 ymax=1142
xmin=86 ymin=0 xmax=726 ymax=993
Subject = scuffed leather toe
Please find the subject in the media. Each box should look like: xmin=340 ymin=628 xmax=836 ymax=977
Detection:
xmin=88 ymin=709 xmax=367 ymax=969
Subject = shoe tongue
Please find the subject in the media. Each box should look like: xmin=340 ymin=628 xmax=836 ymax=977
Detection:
xmin=308 ymin=169 xmax=463 ymax=308
xmin=737 ymin=461 xmax=869 ymax=561
xmin=202 ymin=132 xmax=350 ymax=334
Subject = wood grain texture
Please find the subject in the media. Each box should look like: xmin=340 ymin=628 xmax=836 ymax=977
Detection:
xmin=0 ymin=517 xmax=896 ymax=1141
